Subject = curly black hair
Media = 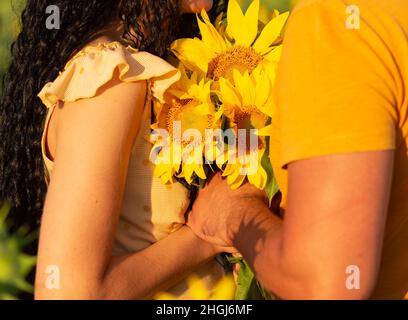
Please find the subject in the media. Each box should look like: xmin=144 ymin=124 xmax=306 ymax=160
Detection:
xmin=0 ymin=0 xmax=227 ymax=230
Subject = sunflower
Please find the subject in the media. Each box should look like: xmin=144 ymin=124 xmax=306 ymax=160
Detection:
xmin=215 ymin=65 xmax=275 ymax=190
xmin=171 ymin=0 xmax=288 ymax=81
xmin=150 ymin=68 xmax=222 ymax=184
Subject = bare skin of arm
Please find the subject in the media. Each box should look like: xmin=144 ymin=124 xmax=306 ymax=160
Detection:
xmin=35 ymin=75 xmax=224 ymax=300
xmin=188 ymin=151 xmax=394 ymax=299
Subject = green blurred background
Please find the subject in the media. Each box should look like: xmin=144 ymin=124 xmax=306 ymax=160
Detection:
xmin=0 ymin=0 xmax=35 ymax=300
xmin=0 ymin=0 xmax=295 ymax=300
xmin=0 ymin=0 xmax=24 ymax=95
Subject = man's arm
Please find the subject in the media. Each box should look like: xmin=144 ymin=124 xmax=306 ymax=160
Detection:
xmin=189 ymin=150 xmax=393 ymax=299
xmin=189 ymin=0 xmax=399 ymax=299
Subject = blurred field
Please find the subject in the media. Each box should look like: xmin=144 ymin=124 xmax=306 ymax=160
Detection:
xmin=239 ymin=0 xmax=293 ymax=12
xmin=0 ymin=1 xmax=24 ymax=90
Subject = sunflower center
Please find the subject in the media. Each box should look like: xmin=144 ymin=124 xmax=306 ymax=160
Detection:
xmin=165 ymin=99 xmax=213 ymax=146
xmin=207 ymin=46 xmax=263 ymax=80
xmin=234 ymin=106 xmax=267 ymax=152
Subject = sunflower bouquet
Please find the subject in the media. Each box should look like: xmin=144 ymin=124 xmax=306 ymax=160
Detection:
xmin=150 ymin=0 xmax=288 ymax=299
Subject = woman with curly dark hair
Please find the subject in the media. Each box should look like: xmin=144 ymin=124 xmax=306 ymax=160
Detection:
xmin=0 ymin=0 xmax=232 ymax=299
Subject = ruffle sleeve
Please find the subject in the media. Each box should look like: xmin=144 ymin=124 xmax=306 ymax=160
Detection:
xmin=38 ymin=41 xmax=180 ymax=107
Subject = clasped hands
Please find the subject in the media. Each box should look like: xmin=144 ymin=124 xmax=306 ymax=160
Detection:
xmin=186 ymin=173 xmax=270 ymax=252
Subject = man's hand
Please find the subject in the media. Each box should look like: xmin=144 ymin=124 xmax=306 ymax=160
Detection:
xmin=187 ymin=173 xmax=268 ymax=247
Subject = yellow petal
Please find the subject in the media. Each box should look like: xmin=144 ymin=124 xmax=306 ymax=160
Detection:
xmin=161 ymin=170 xmax=174 ymax=185
xmin=243 ymin=0 xmax=260 ymax=46
xmin=222 ymin=162 xmax=237 ymax=177
xmin=180 ymin=164 xmax=194 ymax=184
xmin=169 ymin=89 xmax=189 ymax=99
xmin=194 ymin=102 xmax=212 ymax=115
xmin=264 ymin=45 xmax=283 ymax=63
xmin=253 ymin=12 xmax=289 ymax=54
xmin=259 ymin=100 xmax=275 ymax=118
xmin=233 ymin=70 xmax=255 ymax=107
xmin=226 ymin=162 xmax=244 ymax=187
xmin=154 ymin=163 xmax=169 ymax=177
xmin=229 ymin=172 xmax=246 ymax=189
xmin=247 ymin=163 xmax=267 ymax=190
xmin=171 ymin=38 xmax=215 ymax=74
xmin=214 ymin=108 xmax=224 ymax=122
xmin=272 ymin=9 xmax=280 ymax=19
xmin=195 ymin=163 xmax=207 ymax=180
xmin=253 ymin=71 xmax=271 ymax=112
xmin=226 ymin=0 xmax=246 ymax=45
xmin=219 ymin=77 xmax=242 ymax=107
xmin=198 ymin=10 xmax=227 ymax=53
xmin=215 ymin=12 xmax=224 ymax=30
xmin=190 ymin=80 xmax=212 ymax=102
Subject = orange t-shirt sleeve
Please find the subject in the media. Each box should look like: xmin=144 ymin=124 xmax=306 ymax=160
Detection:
xmin=275 ymin=0 xmax=400 ymax=167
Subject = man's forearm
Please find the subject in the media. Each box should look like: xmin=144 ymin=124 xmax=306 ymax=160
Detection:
xmin=231 ymin=199 xmax=316 ymax=299
xmin=232 ymin=200 xmax=284 ymax=295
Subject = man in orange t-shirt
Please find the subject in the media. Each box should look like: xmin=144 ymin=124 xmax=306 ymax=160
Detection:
xmin=188 ymin=0 xmax=408 ymax=299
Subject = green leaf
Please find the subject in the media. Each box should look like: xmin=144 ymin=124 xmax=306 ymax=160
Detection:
xmin=235 ymin=260 xmax=257 ymax=300
xmin=228 ymin=255 xmax=277 ymax=300
xmin=235 ymin=260 xmax=273 ymax=300
xmin=227 ymin=255 xmax=243 ymax=264
xmin=261 ymin=130 xmax=280 ymax=206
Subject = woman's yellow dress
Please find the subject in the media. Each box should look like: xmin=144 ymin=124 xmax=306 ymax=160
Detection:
xmin=38 ymin=41 xmax=225 ymax=298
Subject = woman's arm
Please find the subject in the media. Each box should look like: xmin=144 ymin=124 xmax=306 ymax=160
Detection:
xmin=35 ymin=74 xmax=219 ymax=300
xmin=188 ymin=151 xmax=393 ymax=299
